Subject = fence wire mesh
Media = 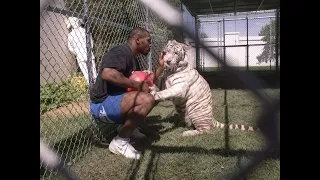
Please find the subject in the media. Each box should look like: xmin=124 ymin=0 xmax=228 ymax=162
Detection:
xmin=197 ymin=10 xmax=280 ymax=72
xmin=40 ymin=0 xmax=170 ymax=179
xmin=40 ymin=0 xmax=279 ymax=179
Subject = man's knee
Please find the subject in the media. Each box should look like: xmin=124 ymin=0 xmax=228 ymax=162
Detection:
xmin=141 ymin=93 xmax=155 ymax=106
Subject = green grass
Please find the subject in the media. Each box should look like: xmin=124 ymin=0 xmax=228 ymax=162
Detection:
xmin=40 ymin=114 xmax=92 ymax=144
xmin=41 ymin=88 xmax=280 ymax=180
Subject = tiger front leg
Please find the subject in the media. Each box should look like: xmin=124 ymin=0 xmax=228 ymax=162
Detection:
xmin=152 ymin=82 xmax=187 ymax=101
xmin=149 ymin=85 xmax=160 ymax=97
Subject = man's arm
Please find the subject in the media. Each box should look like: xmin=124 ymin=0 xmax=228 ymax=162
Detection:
xmin=101 ymin=68 xmax=149 ymax=92
xmin=149 ymin=66 xmax=165 ymax=84
xmin=149 ymin=51 xmax=165 ymax=83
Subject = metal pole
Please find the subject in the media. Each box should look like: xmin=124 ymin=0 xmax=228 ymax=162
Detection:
xmin=200 ymin=24 xmax=204 ymax=71
xmin=223 ymin=18 xmax=226 ymax=71
xmin=217 ymin=21 xmax=220 ymax=70
xmin=195 ymin=16 xmax=200 ymax=71
xmin=246 ymin=16 xmax=249 ymax=71
xmin=275 ymin=9 xmax=279 ymax=72
xmin=180 ymin=2 xmax=184 ymax=42
xmin=269 ymin=18 xmax=272 ymax=71
xmin=146 ymin=6 xmax=152 ymax=72
xmin=84 ymin=0 xmax=93 ymax=87
xmin=40 ymin=139 xmax=79 ymax=180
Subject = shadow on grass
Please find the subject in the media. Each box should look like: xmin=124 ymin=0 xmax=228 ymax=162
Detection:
xmin=128 ymin=144 xmax=279 ymax=180
xmin=133 ymin=114 xmax=187 ymax=148
xmin=40 ymin=125 xmax=94 ymax=179
xmin=127 ymin=142 xmax=279 ymax=180
xmin=120 ymin=115 xmax=181 ymax=180
xmin=40 ymin=121 xmax=119 ymax=179
xmin=125 ymin=114 xmax=279 ymax=180
xmin=41 ymin=112 xmax=279 ymax=180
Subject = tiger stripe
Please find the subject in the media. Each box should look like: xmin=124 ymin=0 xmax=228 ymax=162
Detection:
xmin=151 ymin=40 xmax=259 ymax=136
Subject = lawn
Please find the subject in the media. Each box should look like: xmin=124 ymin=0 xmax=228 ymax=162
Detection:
xmin=40 ymin=88 xmax=280 ymax=180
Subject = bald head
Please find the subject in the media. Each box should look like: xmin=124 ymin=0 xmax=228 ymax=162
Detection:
xmin=126 ymin=27 xmax=152 ymax=55
xmin=127 ymin=27 xmax=150 ymax=42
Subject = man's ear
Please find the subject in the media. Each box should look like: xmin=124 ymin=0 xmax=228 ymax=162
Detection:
xmin=135 ymin=37 xmax=141 ymax=45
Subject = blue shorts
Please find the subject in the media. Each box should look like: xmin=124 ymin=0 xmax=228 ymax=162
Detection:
xmin=90 ymin=93 xmax=125 ymax=124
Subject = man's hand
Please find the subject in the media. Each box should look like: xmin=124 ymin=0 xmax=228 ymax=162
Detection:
xmin=158 ymin=51 xmax=165 ymax=68
xmin=149 ymin=85 xmax=157 ymax=96
xmin=138 ymin=81 xmax=151 ymax=93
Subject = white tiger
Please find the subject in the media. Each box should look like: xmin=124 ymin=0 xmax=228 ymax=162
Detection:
xmin=150 ymin=40 xmax=259 ymax=136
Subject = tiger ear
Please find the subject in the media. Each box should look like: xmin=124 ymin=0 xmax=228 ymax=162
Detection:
xmin=182 ymin=43 xmax=191 ymax=51
xmin=179 ymin=60 xmax=188 ymax=67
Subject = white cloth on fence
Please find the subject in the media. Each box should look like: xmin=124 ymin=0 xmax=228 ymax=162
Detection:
xmin=66 ymin=17 xmax=97 ymax=85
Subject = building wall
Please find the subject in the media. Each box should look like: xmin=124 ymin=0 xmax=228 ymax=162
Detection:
xmin=199 ymin=32 xmax=273 ymax=68
xmin=40 ymin=0 xmax=78 ymax=86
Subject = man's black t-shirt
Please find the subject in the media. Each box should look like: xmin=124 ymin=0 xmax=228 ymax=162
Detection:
xmin=90 ymin=44 xmax=140 ymax=103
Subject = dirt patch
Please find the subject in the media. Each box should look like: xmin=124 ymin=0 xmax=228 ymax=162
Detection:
xmin=40 ymin=100 xmax=90 ymax=119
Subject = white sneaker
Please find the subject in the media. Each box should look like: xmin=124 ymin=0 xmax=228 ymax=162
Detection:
xmin=117 ymin=125 xmax=146 ymax=139
xmin=108 ymin=135 xmax=141 ymax=159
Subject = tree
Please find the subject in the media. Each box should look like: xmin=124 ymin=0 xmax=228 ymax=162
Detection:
xmin=64 ymin=0 xmax=182 ymax=66
xmin=200 ymin=32 xmax=208 ymax=38
xmin=166 ymin=0 xmax=184 ymax=42
xmin=256 ymin=19 xmax=279 ymax=64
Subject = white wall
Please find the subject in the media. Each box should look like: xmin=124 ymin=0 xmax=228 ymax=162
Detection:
xmin=184 ymin=37 xmax=197 ymax=69
xmin=198 ymin=32 xmax=273 ymax=68
xmin=40 ymin=0 xmax=78 ymax=86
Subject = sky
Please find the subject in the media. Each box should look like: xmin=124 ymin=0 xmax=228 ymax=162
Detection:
xmin=182 ymin=4 xmax=277 ymax=38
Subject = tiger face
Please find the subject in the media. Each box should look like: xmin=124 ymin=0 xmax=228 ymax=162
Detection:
xmin=163 ymin=40 xmax=191 ymax=72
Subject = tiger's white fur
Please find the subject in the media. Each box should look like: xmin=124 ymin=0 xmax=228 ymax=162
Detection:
xmin=151 ymin=40 xmax=258 ymax=136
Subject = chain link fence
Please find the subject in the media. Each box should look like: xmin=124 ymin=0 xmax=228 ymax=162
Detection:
xmin=40 ymin=0 xmax=279 ymax=179
xmin=195 ymin=10 xmax=280 ymax=72
xmin=40 ymin=0 xmax=171 ymax=179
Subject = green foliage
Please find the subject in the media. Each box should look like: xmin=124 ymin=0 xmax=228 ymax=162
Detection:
xmin=166 ymin=0 xmax=183 ymax=41
xmin=167 ymin=0 xmax=182 ymax=8
xmin=40 ymin=73 xmax=89 ymax=114
xmin=259 ymin=20 xmax=276 ymax=42
xmin=64 ymin=0 xmax=183 ymax=66
xmin=200 ymin=32 xmax=208 ymax=38
xmin=256 ymin=19 xmax=279 ymax=64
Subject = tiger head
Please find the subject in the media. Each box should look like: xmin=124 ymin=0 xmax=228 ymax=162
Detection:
xmin=162 ymin=40 xmax=193 ymax=73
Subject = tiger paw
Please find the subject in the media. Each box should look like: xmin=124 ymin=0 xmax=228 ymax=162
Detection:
xmin=142 ymin=70 xmax=152 ymax=74
xmin=149 ymin=86 xmax=157 ymax=96
xmin=182 ymin=130 xmax=203 ymax=137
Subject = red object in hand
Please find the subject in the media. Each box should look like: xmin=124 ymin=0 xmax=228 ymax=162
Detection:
xmin=127 ymin=71 xmax=154 ymax=92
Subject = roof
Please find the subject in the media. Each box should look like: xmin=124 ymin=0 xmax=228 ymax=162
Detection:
xmin=181 ymin=0 xmax=280 ymax=16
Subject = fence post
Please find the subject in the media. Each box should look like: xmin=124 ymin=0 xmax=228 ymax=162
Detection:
xmin=246 ymin=16 xmax=249 ymax=71
xmin=145 ymin=6 xmax=153 ymax=72
xmin=83 ymin=0 xmax=94 ymax=87
xmin=275 ymin=9 xmax=279 ymax=72
xmin=269 ymin=18 xmax=272 ymax=71
xmin=223 ymin=18 xmax=226 ymax=71
xmin=180 ymin=2 xmax=184 ymax=42
xmin=195 ymin=16 xmax=201 ymax=71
